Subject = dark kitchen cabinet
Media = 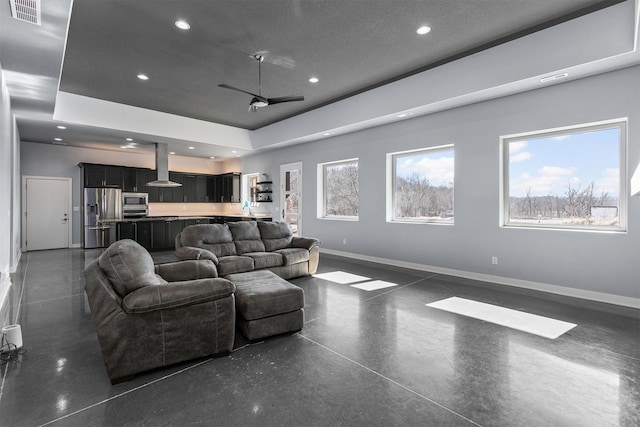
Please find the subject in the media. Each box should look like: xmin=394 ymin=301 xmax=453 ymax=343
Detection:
xmin=80 ymin=163 xmax=240 ymax=204
xmin=184 ymin=218 xmax=211 ymax=227
xmin=182 ymin=174 xmax=196 ymax=202
xmin=151 ymin=220 xmax=185 ymax=250
xmin=136 ymin=169 xmax=151 ymax=192
xmin=168 ymin=172 xmax=184 ymax=202
xmin=122 ymin=169 xmax=136 ymax=192
xmin=136 ymin=222 xmax=152 ymax=250
xmin=195 ymin=175 xmax=208 ymax=202
xmin=147 ymin=169 xmax=160 ymax=202
xmin=208 ymin=173 xmax=240 ymax=203
xmin=183 ymin=173 xmax=210 ymax=202
xmin=222 ymin=173 xmax=241 ymax=203
xmin=123 ymin=168 xmax=152 ymax=192
xmin=116 ymin=222 xmax=136 ymax=240
xmin=82 ymin=164 xmax=123 ymax=187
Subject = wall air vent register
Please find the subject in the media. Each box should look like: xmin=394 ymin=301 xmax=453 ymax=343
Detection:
xmin=9 ymin=0 xmax=41 ymax=26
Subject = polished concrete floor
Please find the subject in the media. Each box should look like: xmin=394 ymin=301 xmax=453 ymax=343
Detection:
xmin=1 ymin=248 xmax=638 ymax=426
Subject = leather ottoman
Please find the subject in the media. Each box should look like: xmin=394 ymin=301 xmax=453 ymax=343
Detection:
xmin=225 ymin=270 xmax=304 ymax=341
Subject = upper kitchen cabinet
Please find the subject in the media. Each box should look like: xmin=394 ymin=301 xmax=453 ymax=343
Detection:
xmin=81 ymin=163 xmax=123 ymax=187
xmin=168 ymin=172 xmax=184 ymax=202
xmin=180 ymin=174 xmax=208 ymax=202
xmin=220 ymin=173 xmax=241 ymax=203
xmin=195 ymin=175 xmax=208 ymax=202
xmin=123 ymin=167 xmax=152 ymax=192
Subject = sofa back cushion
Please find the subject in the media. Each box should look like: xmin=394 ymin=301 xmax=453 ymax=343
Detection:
xmin=98 ymin=239 xmax=167 ymax=297
xmin=228 ymin=221 xmax=266 ymax=254
xmin=180 ymin=224 xmax=237 ymax=257
xmin=258 ymin=221 xmax=293 ymax=251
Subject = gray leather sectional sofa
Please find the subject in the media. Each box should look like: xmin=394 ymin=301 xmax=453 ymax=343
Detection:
xmin=85 ymin=221 xmax=319 ymax=383
xmin=174 ymin=221 xmax=320 ymax=279
xmin=85 ymin=239 xmax=236 ymax=383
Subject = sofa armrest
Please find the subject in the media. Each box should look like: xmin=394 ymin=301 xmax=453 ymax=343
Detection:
xmin=154 ymin=259 xmax=218 ymax=281
xmin=291 ymin=237 xmax=320 ymax=250
xmin=122 ymin=278 xmax=236 ymax=314
xmin=175 ymin=246 xmax=219 ymax=264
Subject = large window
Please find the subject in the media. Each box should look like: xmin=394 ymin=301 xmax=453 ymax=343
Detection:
xmin=501 ymin=119 xmax=627 ymax=231
xmin=387 ymin=145 xmax=454 ymax=223
xmin=318 ymin=158 xmax=359 ymax=219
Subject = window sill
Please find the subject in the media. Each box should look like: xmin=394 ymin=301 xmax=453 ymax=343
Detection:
xmin=319 ymin=216 xmax=359 ymax=222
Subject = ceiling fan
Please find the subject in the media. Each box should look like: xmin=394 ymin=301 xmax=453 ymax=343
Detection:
xmin=218 ymin=54 xmax=304 ymax=112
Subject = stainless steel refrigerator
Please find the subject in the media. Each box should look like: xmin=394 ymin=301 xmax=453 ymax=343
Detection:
xmin=84 ymin=188 xmax=122 ymax=248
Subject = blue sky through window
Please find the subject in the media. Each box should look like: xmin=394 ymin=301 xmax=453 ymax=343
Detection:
xmin=396 ymin=148 xmax=454 ymax=186
xmin=509 ymin=127 xmax=620 ymax=198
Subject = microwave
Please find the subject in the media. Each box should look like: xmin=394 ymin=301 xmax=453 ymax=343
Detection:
xmin=122 ymin=192 xmax=148 ymax=217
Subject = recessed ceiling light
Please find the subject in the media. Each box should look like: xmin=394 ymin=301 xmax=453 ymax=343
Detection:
xmin=56 ymin=125 xmax=66 ymax=130
xmin=210 ymin=156 xmax=216 ymax=159
xmin=54 ymin=137 xmax=62 ymax=141
xmin=137 ymin=74 xmax=149 ymax=80
xmin=125 ymin=137 xmax=133 ymax=141
xmin=188 ymin=146 xmax=195 ymax=150
xmin=231 ymin=150 xmax=237 ymax=153
xmin=417 ymin=26 xmax=431 ymax=35
xmin=540 ymin=72 xmax=569 ymax=83
xmin=397 ymin=112 xmax=413 ymax=118
xmin=309 ymin=77 xmax=319 ymax=83
xmin=120 ymin=145 xmax=128 ymax=149
xmin=175 ymin=20 xmax=190 ymax=30
xmin=169 ymin=151 xmax=175 ymax=155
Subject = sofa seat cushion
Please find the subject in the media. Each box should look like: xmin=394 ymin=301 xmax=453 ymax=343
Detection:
xmin=217 ymin=256 xmax=255 ymax=276
xmin=226 ymin=270 xmax=304 ymax=320
xmin=99 ymin=239 xmax=167 ymax=297
xmin=244 ymin=252 xmax=284 ymax=269
xmin=275 ymin=248 xmax=310 ymax=266
xmin=180 ymin=224 xmax=237 ymax=257
xmin=258 ymin=221 xmax=293 ymax=251
xmin=228 ymin=221 xmax=266 ymax=254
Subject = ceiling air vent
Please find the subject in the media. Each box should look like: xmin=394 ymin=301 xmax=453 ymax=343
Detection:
xmin=9 ymin=0 xmax=41 ymax=26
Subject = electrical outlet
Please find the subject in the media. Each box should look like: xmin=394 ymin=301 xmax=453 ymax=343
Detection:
xmin=491 ymin=256 xmax=498 ymax=265
xmin=343 ymin=238 xmax=347 ymax=245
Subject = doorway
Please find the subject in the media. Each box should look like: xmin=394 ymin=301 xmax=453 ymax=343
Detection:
xmin=22 ymin=176 xmax=72 ymax=251
xmin=280 ymin=162 xmax=302 ymax=236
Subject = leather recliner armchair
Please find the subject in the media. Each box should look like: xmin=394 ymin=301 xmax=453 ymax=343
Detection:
xmin=84 ymin=239 xmax=236 ymax=383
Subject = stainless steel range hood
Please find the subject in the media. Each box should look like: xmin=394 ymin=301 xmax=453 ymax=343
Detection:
xmin=146 ymin=143 xmax=182 ymax=187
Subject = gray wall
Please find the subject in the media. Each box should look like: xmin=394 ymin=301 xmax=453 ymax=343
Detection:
xmin=0 ymin=61 xmax=21 ymax=310
xmin=20 ymin=144 xmax=155 ymax=246
xmin=242 ymin=66 xmax=640 ymax=300
xmin=19 ymin=143 xmax=234 ymax=246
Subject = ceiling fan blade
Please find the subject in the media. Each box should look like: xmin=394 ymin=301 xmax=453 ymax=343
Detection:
xmin=267 ymin=95 xmax=305 ymax=105
xmin=218 ymin=84 xmax=260 ymax=98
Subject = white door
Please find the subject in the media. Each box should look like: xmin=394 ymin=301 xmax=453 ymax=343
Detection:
xmin=24 ymin=177 xmax=71 ymax=250
xmin=280 ymin=162 xmax=302 ymax=236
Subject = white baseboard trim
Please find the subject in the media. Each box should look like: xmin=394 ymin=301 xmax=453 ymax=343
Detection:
xmin=0 ymin=269 xmax=12 ymax=318
xmin=320 ymin=248 xmax=640 ymax=309
xmin=10 ymin=250 xmax=21 ymax=273
xmin=70 ymin=243 xmax=82 ymax=248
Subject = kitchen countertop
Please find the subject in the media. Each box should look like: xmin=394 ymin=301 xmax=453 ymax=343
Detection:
xmin=100 ymin=213 xmax=272 ymax=223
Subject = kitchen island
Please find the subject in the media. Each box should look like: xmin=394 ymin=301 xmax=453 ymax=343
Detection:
xmin=102 ymin=214 xmax=272 ymax=251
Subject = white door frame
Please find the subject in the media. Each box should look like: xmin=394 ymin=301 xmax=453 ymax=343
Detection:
xmin=280 ymin=162 xmax=303 ymax=236
xmin=22 ymin=176 xmax=73 ymax=251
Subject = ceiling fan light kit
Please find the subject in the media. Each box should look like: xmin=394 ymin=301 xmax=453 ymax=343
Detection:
xmin=219 ymin=54 xmax=304 ymax=112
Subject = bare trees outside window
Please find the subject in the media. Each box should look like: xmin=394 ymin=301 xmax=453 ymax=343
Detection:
xmin=320 ymin=159 xmax=359 ymax=219
xmin=390 ymin=146 xmax=454 ymax=223
xmin=503 ymin=119 xmax=626 ymax=231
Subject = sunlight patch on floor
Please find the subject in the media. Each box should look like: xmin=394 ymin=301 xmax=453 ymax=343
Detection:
xmin=313 ymin=271 xmax=371 ymax=284
xmin=426 ymin=297 xmax=577 ymax=339
xmin=350 ymin=280 xmax=399 ymax=291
